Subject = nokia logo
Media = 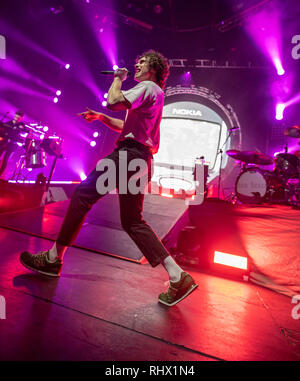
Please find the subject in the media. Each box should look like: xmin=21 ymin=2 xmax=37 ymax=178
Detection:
xmin=172 ymin=108 xmax=202 ymax=116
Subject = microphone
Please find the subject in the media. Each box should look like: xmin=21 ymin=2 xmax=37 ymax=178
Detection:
xmin=100 ymin=70 xmax=131 ymax=75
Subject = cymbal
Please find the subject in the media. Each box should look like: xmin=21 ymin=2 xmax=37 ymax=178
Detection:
xmin=226 ymin=149 xmax=274 ymax=165
xmin=284 ymin=126 xmax=300 ymax=138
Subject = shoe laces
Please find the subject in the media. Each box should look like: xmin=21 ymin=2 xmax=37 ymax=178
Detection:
xmin=33 ymin=251 xmax=48 ymax=266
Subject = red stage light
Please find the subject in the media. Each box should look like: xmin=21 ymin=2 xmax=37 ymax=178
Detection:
xmin=213 ymin=251 xmax=248 ymax=270
xmin=161 ymin=193 xmax=173 ymax=198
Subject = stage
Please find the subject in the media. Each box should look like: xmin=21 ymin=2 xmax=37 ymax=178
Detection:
xmin=0 ymin=196 xmax=299 ymax=361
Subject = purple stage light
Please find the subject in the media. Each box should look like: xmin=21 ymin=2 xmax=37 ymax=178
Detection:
xmin=53 ymin=97 xmax=59 ymax=103
xmin=90 ymin=141 xmax=96 ymax=147
xmin=56 ymin=90 xmax=62 ymax=96
xmin=93 ymin=132 xmax=99 ymax=138
xmin=104 ymin=93 xmax=108 ymax=99
xmin=245 ymin=4 xmax=284 ymax=76
xmin=113 ymin=64 xmax=119 ymax=70
xmin=275 ymin=103 xmax=285 ymax=120
xmin=43 ymin=126 xmax=49 ymax=132
xmin=79 ymin=172 xmax=87 ymax=181
xmin=102 ymin=101 xmax=107 ymax=107
xmin=274 ymin=58 xmax=285 ymax=76
xmin=65 ymin=63 xmax=70 ymax=70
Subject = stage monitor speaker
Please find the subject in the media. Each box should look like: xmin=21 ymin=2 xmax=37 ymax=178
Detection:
xmin=41 ymin=187 xmax=68 ymax=205
xmin=0 ymin=180 xmax=45 ymax=213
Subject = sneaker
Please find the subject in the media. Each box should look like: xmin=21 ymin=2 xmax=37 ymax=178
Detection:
xmin=158 ymin=272 xmax=198 ymax=306
xmin=20 ymin=250 xmax=62 ymax=277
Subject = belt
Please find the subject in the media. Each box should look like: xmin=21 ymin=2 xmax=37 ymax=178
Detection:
xmin=117 ymin=138 xmax=152 ymax=155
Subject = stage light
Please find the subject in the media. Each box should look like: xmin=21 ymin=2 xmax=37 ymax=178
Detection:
xmin=53 ymin=97 xmax=59 ymax=103
xmin=65 ymin=63 xmax=70 ymax=70
xmin=56 ymin=90 xmax=62 ymax=96
xmin=43 ymin=126 xmax=49 ymax=132
xmin=102 ymin=101 xmax=107 ymax=107
xmin=213 ymin=251 xmax=248 ymax=270
xmin=274 ymin=58 xmax=285 ymax=76
xmin=275 ymin=103 xmax=285 ymax=120
xmin=161 ymin=193 xmax=173 ymax=198
xmin=104 ymin=93 xmax=108 ymax=99
xmin=113 ymin=64 xmax=119 ymax=70
xmin=40 ymin=134 xmax=45 ymax=140
xmin=93 ymin=131 xmax=99 ymax=138
xmin=79 ymin=172 xmax=87 ymax=181
xmin=90 ymin=141 xmax=96 ymax=147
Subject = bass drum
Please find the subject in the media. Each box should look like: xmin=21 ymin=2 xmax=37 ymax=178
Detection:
xmin=235 ymin=167 xmax=268 ymax=204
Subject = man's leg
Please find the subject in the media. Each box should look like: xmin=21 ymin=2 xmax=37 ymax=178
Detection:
xmin=20 ymin=149 xmax=119 ymax=275
xmin=118 ymin=191 xmax=197 ymax=305
xmin=0 ymin=149 xmax=12 ymax=176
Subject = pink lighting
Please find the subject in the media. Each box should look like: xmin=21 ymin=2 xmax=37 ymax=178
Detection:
xmin=113 ymin=64 xmax=119 ymax=70
xmin=56 ymin=90 xmax=62 ymax=96
xmin=65 ymin=63 xmax=70 ymax=70
xmin=93 ymin=132 xmax=99 ymax=138
xmin=90 ymin=141 xmax=96 ymax=147
xmin=53 ymin=97 xmax=59 ymax=103
xmin=102 ymin=101 xmax=107 ymax=107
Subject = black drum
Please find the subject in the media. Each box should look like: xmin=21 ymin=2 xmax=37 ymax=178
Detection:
xmin=274 ymin=153 xmax=299 ymax=179
xmin=235 ymin=167 xmax=286 ymax=204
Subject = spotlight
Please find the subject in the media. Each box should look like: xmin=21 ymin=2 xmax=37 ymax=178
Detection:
xmin=40 ymin=134 xmax=45 ymax=140
xmin=104 ymin=93 xmax=108 ymax=99
xmin=56 ymin=90 xmax=62 ymax=96
xmin=102 ymin=101 xmax=107 ymax=107
xmin=113 ymin=64 xmax=119 ymax=70
xmin=274 ymin=58 xmax=285 ymax=76
xmin=93 ymin=131 xmax=99 ymax=138
xmin=53 ymin=97 xmax=59 ymax=103
xmin=65 ymin=63 xmax=70 ymax=70
xmin=79 ymin=172 xmax=87 ymax=181
xmin=213 ymin=251 xmax=248 ymax=270
xmin=43 ymin=126 xmax=49 ymax=132
xmin=276 ymin=103 xmax=285 ymax=120
xmin=90 ymin=141 xmax=96 ymax=147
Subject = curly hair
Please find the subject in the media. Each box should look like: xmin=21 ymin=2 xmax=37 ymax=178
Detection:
xmin=136 ymin=50 xmax=170 ymax=89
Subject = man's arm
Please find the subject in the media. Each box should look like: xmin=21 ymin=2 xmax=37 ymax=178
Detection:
xmin=78 ymin=108 xmax=124 ymax=132
xmin=107 ymin=69 xmax=131 ymax=111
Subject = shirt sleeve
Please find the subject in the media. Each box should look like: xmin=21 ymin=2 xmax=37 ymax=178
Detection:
xmin=121 ymin=82 xmax=150 ymax=110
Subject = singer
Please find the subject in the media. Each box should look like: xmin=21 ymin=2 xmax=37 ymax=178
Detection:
xmin=20 ymin=50 xmax=197 ymax=307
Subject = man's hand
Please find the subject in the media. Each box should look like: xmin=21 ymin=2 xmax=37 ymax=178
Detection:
xmin=114 ymin=68 xmax=129 ymax=82
xmin=77 ymin=107 xmax=101 ymax=122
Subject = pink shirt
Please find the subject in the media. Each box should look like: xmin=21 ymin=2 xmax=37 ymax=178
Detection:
xmin=118 ymin=80 xmax=164 ymax=154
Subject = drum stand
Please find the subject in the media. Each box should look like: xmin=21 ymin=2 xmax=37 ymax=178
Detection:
xmin=217 ymin=129 xmax=235 ymax=199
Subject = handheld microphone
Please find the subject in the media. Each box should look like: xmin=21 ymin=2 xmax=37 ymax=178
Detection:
xmin=100 ymin=70 xmax=131 ymax=75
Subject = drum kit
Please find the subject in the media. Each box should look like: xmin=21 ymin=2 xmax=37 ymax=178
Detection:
xmin=226 ymin=125 xmax=300 ymax=207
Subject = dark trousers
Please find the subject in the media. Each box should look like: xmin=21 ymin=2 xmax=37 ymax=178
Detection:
xmin=0 ymin=144 xmax=14 ymax=176
xmin=56 ymin=139 xmax=170 ymax=267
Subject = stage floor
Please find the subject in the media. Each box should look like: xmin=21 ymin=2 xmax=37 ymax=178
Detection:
xmin=0 ymin=227 xmax=299 ymax=361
